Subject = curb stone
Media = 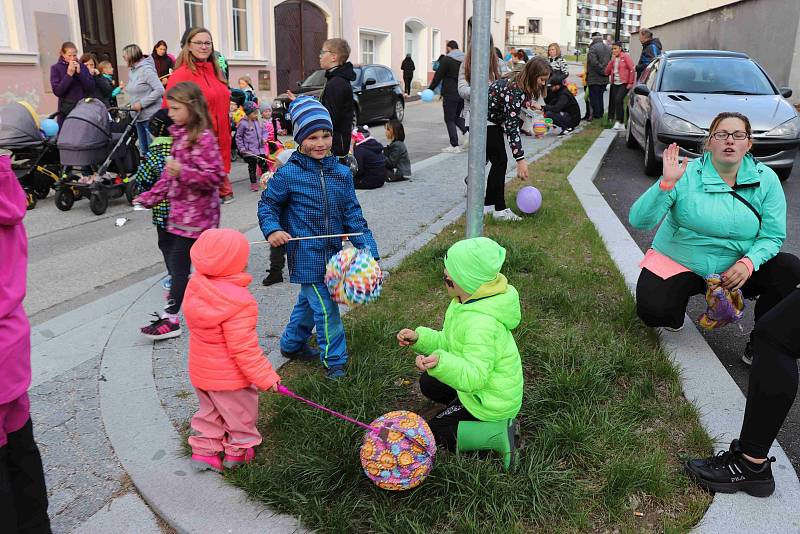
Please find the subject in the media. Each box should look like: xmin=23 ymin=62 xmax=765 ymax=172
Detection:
xmin=568 ymin=129 xmax=800 ymax=533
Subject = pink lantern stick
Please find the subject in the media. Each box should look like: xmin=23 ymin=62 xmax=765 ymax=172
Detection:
xmin=276 ymin=384 xmax=380 ymax=433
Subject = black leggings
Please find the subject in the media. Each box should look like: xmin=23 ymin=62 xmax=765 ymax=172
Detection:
xmin=485 ymin=125 xmax=508 ymax=211
xmin=739 ymin=288 xmax=800 ymax=458
xmin=419 ymin=373 xmax=478 ymax=451
xmin=442 ymin=96 xmax=466 ymax=147
xmin=267 ymin=244 xmax=285 ymax=275
xmin=0 ymin=419 xmax=51 ymax=534
xmin=157 ymin=227 xmax=196 ymax=315
xmin=635 ymin=252 xmax=800 ymax=330
xmin=243 ymin=155 xmax=263 ymax=184
xmin=608 ymin=84 xmax=627 ymax=123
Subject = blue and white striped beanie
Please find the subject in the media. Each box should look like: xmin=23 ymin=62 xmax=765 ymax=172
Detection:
xmin=288 ymin=96 xmax=333 ymax=145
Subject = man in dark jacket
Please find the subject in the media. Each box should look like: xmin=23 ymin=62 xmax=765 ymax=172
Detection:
xmin=586 ymin=32 xmax=611 ymax=122
xmin=543 ymin=73 xmax=580 ymax=135
xmin=319 ymin=38 xmax=356 ymax=158
xmin=428 ymin=40 xmax=467 ymax=152
xmin=401 ymin=54 xmax=415 ymax=95
xmin=636 ymin=28 xmax=663 ymax=78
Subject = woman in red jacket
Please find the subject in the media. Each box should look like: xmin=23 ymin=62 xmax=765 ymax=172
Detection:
xmin=183 ymin=228 xmax=280 ymax=473
xmin=604 ymin=41 xmax=636 ymax=131
xmin=166 ymin=27 xmax=235 ymax=203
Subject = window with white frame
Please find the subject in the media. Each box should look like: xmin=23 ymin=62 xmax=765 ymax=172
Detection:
xmin=0 ymin=14 xmax=8 ymax=48
xmin=431 ymin=29 xmax=441 ymax=60
xmin=184 ymin=0 xmax=205 ymax=29
xmin=527 ymin=18 xmax=541 ymax=34
xmin=361 ymin=36 xmax=375 ymax=64
xmin=232 ymin=0 xmax=249 ymax=53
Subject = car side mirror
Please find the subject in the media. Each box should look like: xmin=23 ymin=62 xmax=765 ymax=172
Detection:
xmin=364 ymin=78 xmax=377 ymax=88
xmin=633 ymin=84 xmax=650 ymax=96
xmin=780 ymin=87 xmax=793 ymax=98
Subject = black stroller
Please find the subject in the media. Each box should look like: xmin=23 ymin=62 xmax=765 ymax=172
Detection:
xmin=55 ymin=98 xmax=140 ymax=215
xmin=0 ymin=101 xmax=61 ymax=210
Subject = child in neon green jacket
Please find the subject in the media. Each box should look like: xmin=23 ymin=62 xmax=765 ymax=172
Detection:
xmin=397 ymin=237 xmax=523 ymax=452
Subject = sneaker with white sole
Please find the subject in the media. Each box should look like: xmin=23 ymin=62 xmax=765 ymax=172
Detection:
xmin=140 ymin=313 xmax=182 ymax=340
xmin=460 ymin=132 xmax=470 ymax=148
xmin=492 ymin=208 xmax=522 ymax=222
xmin=483 ymin=205 xmax=494 ymax=215
xmin=441 ymin=145 xmax=462 ymax=153
xmin=742 ymin=341 xmax=754 ymax=366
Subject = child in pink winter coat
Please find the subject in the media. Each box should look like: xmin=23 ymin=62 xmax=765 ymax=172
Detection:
xmin=0 ymin=153 xmax=51 ymax=533
xmin=135 ymin=82 xmax=225 ymax=341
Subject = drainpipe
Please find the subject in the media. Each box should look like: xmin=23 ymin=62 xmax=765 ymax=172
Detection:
xmin=339 ymin=0 xmax=344 ymax=37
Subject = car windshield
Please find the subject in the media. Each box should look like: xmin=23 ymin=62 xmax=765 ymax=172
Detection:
xmin=300 ymin=70 xmax=327 ymax=88
xmin=660 ymin=58 xmax=776 ymax=95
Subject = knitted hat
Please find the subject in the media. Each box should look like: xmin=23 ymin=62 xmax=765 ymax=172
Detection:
xmin=190 ymin=228 xmax=250 ymax=278
xmin=243 ymin=101 xmax=259 ymax=116
xmin=443 ymin=237 xmax=506 ymax=294
xmin=288 ymin=96 xmax=333 ymax=145
xmin=259 ymin=101 xmax=272 ymax=112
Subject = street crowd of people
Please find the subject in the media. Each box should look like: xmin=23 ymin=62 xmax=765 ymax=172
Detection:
xmin=3 ymin=19 xmax=800 ymax=534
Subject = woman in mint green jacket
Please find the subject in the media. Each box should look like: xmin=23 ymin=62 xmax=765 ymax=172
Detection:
xmin=397 ymin=237 xmax=523 ymax=454
xmin=629 ymin=112 xmax=800 ymax=365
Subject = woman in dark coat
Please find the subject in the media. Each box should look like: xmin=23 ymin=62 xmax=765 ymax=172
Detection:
xmin=401 ymin=54 xmax=415 ymax=95
xmin=50 ymin=41 xmax=95 ymax=124
xmin=152 ymin=40 xmax=174 ymax=87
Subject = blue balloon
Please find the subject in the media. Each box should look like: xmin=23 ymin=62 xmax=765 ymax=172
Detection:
xmin=40 ymin=118 xmax=59 ymax=138
xmin=420 ymin=89 xmax=435 ymax=103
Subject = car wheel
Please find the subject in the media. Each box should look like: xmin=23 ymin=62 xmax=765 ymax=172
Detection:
xmin=775 ymin=167 xmax=792 ymax=182
xmin=392 ymin=99 xmax=405 ymax=121
xmin=625 ymin=120 xmax=639 ymax=149
xmin=644 ymin=127 xmax=660 ymax=177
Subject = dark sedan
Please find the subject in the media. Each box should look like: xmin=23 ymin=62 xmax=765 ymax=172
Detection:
xmin=272 ymin=64 xmax=405 ymax=132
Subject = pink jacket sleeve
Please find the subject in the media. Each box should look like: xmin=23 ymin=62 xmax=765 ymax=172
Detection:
xmin=221 ymin=299 xmax=280 ymax=391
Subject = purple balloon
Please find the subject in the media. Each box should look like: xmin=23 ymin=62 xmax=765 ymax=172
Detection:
xmin=516 ymin=186 xmax=542 ymax=214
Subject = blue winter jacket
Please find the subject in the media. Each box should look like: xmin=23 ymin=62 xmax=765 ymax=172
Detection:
xmin=257 ymin=151 xmax=380 ymax=284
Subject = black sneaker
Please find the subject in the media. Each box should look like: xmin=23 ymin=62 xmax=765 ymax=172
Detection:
xmin=262 ymin=272 xmax=284 ymax=286
xmin=742 ymin=341 xmax=754 ymax=366
xmin=558 ymin=127 xmax=574 ymax=136
xmin=280 ymin=344 xmax=320 ymax=362
xmin=684 ymin=439 xmax=776 ymax=497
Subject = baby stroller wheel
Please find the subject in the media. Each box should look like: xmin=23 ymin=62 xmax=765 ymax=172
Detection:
xmin=26 ymin=190 xmax=37 ymax=210
xmin=90 ymin=191 xmax=109 ymax=215
xmin=55 ymin=187 xmax=75 ymax=211
xmin=33 ymin=183 xmax=51 ymax=199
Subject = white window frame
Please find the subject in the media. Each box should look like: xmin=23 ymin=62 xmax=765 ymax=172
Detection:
xmin=358 ymin=28 xmax=390 ymax=67
xmin=231 ymin=0 xmax=253 ymax=56
xmin=527 ymin=18 xmax=541 ymax=34
xmin=361 ymin=35 xmax=375 ymax=65
xmin=431 ymin=28 xmax=441 ymax=61
xmin=0 ymin=12 xmax=8 ymax=48
xmin=183 ymin=0 xmax=207 ymax=31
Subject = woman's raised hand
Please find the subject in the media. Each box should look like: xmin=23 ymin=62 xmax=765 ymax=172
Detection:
xmin=661 ymin=143 xmax=688 ymax=186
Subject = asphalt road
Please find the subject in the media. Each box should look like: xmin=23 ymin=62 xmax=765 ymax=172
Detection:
xmin=594 ymin=133 xmax=800 ymax=474
xmin=23 ymin=99 xmax=452 ymax=325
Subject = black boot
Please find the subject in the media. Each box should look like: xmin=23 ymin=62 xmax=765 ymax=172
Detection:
xmin=262 ymin=271 xmax=283 ymax=286
xmin=684 ymin=439 xmax=776 ymax=497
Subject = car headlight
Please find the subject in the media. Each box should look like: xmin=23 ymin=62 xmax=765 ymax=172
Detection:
xmin=661 ymin=114 xmax=705 ymax=135
xmin=765 ymin=116 xmax=800 ymax=138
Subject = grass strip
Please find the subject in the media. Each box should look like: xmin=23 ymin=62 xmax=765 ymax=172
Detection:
xmin=229 ymin=122 xmax=713 ymax=533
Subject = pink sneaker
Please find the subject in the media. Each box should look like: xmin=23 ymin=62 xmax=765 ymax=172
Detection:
xmin=222 ymin=447 xmax=255 ymax=468
xmin=249 ymin=183 xmax=259 ymax=192
xmin=191 ymin=453 xmax=223 ymax=473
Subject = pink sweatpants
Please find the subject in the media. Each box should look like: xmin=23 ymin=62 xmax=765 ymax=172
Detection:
xmin=188 ymin=386 xmax=262 ymax=456
xmin=0 ymin=393 xmax=30 ymax=448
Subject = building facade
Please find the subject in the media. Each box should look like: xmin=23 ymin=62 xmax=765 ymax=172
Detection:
xmin=575 ymin=0 xmax=642 ymax=49
xmin=0 ymin=0 xmax=505 ymax=114
xmin=505 ymin=0 xmax=577 ymax=55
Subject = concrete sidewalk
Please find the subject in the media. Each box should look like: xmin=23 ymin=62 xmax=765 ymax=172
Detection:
xmin=569 ymin=130 xmax=800 ymax=533
xmin=30 ymin=130 xmax=568 ymax=532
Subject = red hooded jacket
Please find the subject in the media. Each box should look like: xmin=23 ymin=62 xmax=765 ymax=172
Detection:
xmin=184 ymin=228 xmax=279 ymax=391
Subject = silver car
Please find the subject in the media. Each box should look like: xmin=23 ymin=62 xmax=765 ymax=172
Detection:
xmin=626 ymin=50 xmax=800 ymax=181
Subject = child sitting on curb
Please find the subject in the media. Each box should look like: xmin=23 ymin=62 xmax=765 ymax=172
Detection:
xmin=397 ymin=237 xmax=522 ymax=461
xmin=257 ymin=96 xmax=379 ymax=379
xmin=183 ymin=228 xmax=280 ymax=473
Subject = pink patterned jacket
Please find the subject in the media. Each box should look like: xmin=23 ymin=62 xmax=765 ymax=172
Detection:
xmin=137 ymin=125 xmax=224 ymax=238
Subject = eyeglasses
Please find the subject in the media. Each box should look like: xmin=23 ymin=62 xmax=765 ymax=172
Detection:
xmin=190 ymin=41 xmax=213 ymax=48
xmin=319 ymin=49 xmax=331 ymax=57
xmin=711 ymin=131 xmax=750 ymax=141
xmin=443 ymin=275 xmax=454 ymax=288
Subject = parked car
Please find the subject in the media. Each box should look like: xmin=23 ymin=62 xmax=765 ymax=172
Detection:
xmin=272 ymin=64 xmax=404 ymax=133
xmin=626 ymin=50 xmax=800 ymax=180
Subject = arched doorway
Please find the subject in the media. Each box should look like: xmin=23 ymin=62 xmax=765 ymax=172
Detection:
xmin=403 ymin=19 xmax=427 ymax=87
xmin=275 ymin=0 xmax=327 ymax=94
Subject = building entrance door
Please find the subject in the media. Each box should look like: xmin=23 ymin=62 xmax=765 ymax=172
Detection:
xmin=77 ymin=0 xmax=119 ymax=83
xmin=275 ymin=0 xmax=328 ymax=94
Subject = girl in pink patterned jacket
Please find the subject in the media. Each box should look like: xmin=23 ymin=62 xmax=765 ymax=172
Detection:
xmin=135 ymin=81 xmax=225 ymax=341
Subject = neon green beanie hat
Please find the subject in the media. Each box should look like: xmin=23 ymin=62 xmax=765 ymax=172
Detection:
xmin=443 ymin=237 xmax=506 ymax=294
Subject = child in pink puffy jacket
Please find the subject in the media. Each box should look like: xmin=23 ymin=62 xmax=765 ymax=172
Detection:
xmin=0 ymin=153 xmax=51 ymax=533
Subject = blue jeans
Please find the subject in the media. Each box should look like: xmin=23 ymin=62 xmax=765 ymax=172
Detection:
xmin=281 ymin=283 xmax=347 ymax=368
xmin=135 ymin=121 xmax=151 ymax=156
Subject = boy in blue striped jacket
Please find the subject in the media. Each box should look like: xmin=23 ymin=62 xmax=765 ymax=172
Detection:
xmin=257 ymin=96 xmax=379 ymax=379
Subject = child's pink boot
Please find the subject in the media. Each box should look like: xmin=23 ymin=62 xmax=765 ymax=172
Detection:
xmin=222 ymin=447 xmax=255 ymax=469
xmin=191 ymin=453 xmax=224 ymax=473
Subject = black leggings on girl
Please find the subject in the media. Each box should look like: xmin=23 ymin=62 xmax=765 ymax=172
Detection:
xmin=485 ymin=124 xmax=508 ymax=211
xmin=419 ymin=373 xmax=478 ymax=451
xmin=157 ymin=227 xmax=196 ymax=315
xmin=739 ymin=288 xmax=800 ymax=458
